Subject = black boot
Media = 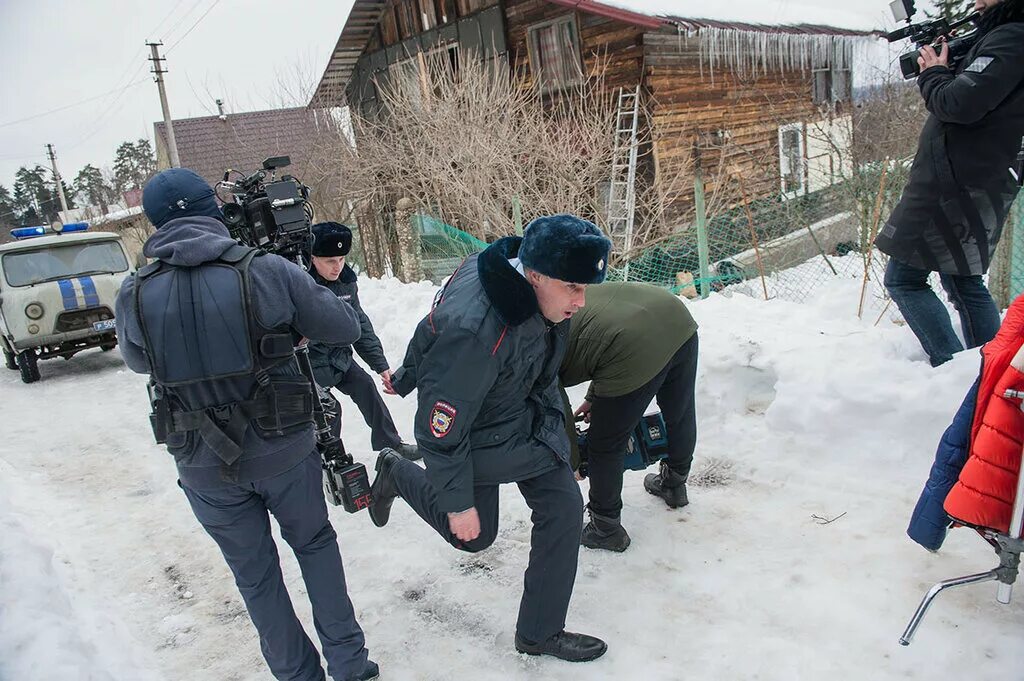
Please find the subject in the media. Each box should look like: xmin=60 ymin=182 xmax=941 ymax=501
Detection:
xmin=581 ymin=507 xmax=631 ymax=552
xmin=368 ymin=449 xmax=402 ymax=528
xmin=395 ymin=441 xmax=422 ymax=461
xmin=514 ymin=630 xmax=607 ymax=662
xmin=341 ymin=660 xmax=379 ymax=681
xmin=644 ymin=461 xmax=689 ymax=508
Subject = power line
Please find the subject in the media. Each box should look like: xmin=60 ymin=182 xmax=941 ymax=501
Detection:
xmin=161 ymin=0 xmax=206 ymax=45
xmin=150 ymin=0 xmax=192 ymax=39
xmin=166 ymin=0 xmax=224 ymax=53
xmin=0 ymin=80 xmax=148 ymax=129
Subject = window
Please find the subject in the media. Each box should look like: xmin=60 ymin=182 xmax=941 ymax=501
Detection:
xmin=778 ymin=122 xmax=806 ymax=199
xmin=812 ymin=67 xmax=852 ymax=106
xmin=3 ymin=241 xmax=128 ymax=287
xmin=527 ymin=16 xmax=583 ymax=92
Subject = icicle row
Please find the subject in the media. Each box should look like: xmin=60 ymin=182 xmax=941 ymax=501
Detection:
xmin=679 ymin=27 xmax=866 ymax=80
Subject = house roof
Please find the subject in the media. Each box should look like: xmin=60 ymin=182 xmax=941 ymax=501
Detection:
xmin=153 ymin=107 xmax=323 ymax=190
xmin=310 ymin=0 xmax=887 ymax=105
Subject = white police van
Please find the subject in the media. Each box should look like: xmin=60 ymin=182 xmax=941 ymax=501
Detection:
xmin=0 ymin=223 xmax=135 ymax=383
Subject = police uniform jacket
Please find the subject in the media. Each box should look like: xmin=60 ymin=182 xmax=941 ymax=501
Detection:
xmin=308 ymin=264 xmax=389 ymax=387
xmin=391 ymin=237 xmax=570 ymax=513
xmin=876 ymin=17 xmax=1024 ymax=276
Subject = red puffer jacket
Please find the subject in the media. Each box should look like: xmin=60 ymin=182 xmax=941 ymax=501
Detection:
xmin=943 ymin=298 xmax=1024 ymax=535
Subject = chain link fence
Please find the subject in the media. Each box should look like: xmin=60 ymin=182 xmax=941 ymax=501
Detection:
xmin=357 ymin=162 xmax=927 ymax=327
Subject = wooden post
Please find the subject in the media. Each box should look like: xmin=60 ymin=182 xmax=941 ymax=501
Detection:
xmin=858 ymin=159 xmax=890 ymax=319
xmin=394 ymin=197 xmax=423 ymax=283
xmin=512 ymin=195 xmax=523 ymax=236
xmin=695 ymin=163 xmax=710 ymax=299
xmin=735 ymin=172 xmax=769 ymax=301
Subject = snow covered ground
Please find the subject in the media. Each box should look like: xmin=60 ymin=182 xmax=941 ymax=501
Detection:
xmin=1 ymin=260 xmax=1022 ymax=681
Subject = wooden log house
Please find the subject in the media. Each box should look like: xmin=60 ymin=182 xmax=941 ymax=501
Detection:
xmin=311 ymin=0 xmax=879 ymax=237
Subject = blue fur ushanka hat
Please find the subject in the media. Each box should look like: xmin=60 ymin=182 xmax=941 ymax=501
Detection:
xmin=518 ymin=214 xmax=611 ymax=285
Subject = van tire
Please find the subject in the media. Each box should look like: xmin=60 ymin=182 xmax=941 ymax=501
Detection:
xmin=18 ymin=350 xmax=40 ymax=384
xmin=3 ymin=348 xmax=16 ymax=371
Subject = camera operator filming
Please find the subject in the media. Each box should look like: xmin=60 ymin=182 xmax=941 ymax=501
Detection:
xmin=876 ymin=0 xmax=1024 ymax=367
xmin=115 ymin=167 xmax=380 ymax=681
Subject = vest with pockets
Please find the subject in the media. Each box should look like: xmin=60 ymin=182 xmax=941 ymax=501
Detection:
xmin=135 ymin=244 xmax=313 ymax=482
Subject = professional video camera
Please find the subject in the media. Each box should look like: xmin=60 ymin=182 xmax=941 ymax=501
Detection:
xmin=575 ymin=412 xmax=670 ymax=479
xmin=217 ymin=156 xmax=315 ymax=266
xmin=886 ymin=0 xmax=981 ymax=79
xmin=217 ymin=156 xmax=372 ymax=514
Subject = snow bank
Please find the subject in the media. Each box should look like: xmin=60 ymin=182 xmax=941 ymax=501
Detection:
xmin=1 ymin=261 xmax=1021 ymax=680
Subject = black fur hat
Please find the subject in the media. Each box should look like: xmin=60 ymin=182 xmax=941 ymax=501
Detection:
xmin=518 ymin=214 xmax=611 ymax=284
xmin=311 ymin=222 xmax=353 ymax=257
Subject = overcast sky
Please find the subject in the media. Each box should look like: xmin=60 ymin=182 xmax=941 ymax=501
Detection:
xmin=0 ymin=0 xmax=927 ymax=198
xmin=0 ymin=0 xmax=356 ymax=192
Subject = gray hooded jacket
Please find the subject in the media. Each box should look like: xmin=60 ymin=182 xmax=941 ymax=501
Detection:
xmin=116 ymin=217 xmax=361 ymax=489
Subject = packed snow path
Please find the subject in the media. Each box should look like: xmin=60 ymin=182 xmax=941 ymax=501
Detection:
xmin=2 ymin=268 xmax=1021 ymax=680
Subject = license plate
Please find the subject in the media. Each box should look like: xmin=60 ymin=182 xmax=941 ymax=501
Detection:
xmin=93 ymin=319 xmax=116 ymax=332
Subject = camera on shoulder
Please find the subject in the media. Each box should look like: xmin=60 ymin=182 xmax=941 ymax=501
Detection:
xmin=886 ymin=0 xmax=981 ymax=79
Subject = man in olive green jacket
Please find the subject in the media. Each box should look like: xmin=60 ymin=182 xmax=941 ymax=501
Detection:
xmin=560 ymin=282 xmax=698 ymax=552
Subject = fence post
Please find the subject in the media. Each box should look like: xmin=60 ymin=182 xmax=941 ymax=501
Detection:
xmin=987 ymin=200 xmax=1019 ymax=309
xmin=512 ymin=195 xmax=523 ymax=236
xmin=695 ymin=165 xmax=710 ymax=299
xmin=394 ymin=197 xmax=423 ymax=283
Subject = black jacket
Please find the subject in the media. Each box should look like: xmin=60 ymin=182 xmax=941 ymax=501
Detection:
xmin=391 ymin=238 xmax=570 ymax=513
xmin=876 ymin=17 xmax=1024 ymax=275
xmin=308 ymin=264 xmax=389 ymax=386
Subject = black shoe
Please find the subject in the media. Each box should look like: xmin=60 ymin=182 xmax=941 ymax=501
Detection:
xmin=515 ymin=630 xmax=607 ymax=662
xmin=340 ymin=660 xmax=379 ymax=681
xmin=368 ymin=449 xmax=402 ymax=528
xmin=581 ymin=507 xmax=630 ymax=552
xmin=644 ymin=461 xmax=689 ymax=508
xmin=395 ymin=441 xmax=422 ymax=461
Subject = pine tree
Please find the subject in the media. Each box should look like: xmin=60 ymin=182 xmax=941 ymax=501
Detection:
xmin=0 ymin=185 xmax=16 ymax=231
xmin=13 ymin=166 xmax=60 ymax=224
xmin=113 ymin=139 xmax=158 ymax=193
xmin=73 ymin=164 xmax=115 ymax=214
xmin=925 ymin=0 xmax=974 ymax=25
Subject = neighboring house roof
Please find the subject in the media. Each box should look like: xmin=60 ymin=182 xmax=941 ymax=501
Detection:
xmin=311 ymin=0 xmax=886 ymax=105
xmin=153 ymin=107 xmax=322 ymax=189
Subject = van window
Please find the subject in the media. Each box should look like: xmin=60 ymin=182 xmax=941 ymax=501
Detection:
xmin=3 ymin=241 xmax=128 ymax=287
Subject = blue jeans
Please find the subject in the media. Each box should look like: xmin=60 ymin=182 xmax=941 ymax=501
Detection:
xmin=181 ymin=452 xmax=371 ymax=681
xmin=884 ymin=258 xmax=1001 ymax=367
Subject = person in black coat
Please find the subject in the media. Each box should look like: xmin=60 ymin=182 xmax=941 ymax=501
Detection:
xmin=307 ymin=222 xmax=419 ymax=460
xmin=876 ymin=0 xmax=1024 ymax=366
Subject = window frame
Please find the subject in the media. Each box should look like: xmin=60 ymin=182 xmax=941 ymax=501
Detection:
xmin=525 ymin=14 xmax=584 ymax=94
xmin=778 ymin=122 xmax=807 ymax=200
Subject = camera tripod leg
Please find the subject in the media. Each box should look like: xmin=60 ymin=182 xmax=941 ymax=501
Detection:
xmin=900 ymin=570 xmax=1000 ymax=646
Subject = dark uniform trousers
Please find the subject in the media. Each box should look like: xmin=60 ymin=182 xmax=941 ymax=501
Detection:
xmin=389 ymin=456 xmax=584 ymax=644
xmin=328 ymin=362 xmax=402 ymax=451
xmin=180 ymin=452 xmax=369 ymax=681
xmin=586 ymin=333 xmax=699 ymax=518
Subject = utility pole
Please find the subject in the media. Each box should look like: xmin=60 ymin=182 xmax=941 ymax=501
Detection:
xmin=45 ymin=143 xmax=70 ymax=218
xmin=148 ymin=41 xmax=180 ymax=168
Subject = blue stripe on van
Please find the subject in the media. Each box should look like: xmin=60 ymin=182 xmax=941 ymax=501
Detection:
xmin=79 ymin=276 xmax=100 ymax=307
xmin=57 ymin=279 xmax=78 ymax=310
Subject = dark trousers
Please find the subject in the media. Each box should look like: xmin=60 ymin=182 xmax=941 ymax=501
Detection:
xmin=884 ymin=258 xmax=1001 ymax=367
xmin=329 ymin=362 xmax=402 ymax=451
xmin=586 ymin=333 xmax=699 ymax=519
xmin=181 ymin=452 xmax=369 ymax=681
xmin=389 ymin=457 xmax=584 ymax=643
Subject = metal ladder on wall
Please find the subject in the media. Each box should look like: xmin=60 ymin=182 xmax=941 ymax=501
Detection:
xmin=606 ymin=85 xmax=641 ymax=278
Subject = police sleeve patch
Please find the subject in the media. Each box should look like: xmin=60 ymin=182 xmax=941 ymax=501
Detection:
xmin=430 ymin=400 xmax=457 ymax=438
xmin=965 ymin=56 xmax=994 ymax=74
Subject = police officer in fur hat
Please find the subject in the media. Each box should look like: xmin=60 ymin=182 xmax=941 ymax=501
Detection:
xmin=370 ymin=214 xmax=612 ymax=662
xmin=116 ymin=169 xmax=379 ymax=681
xmin=307 ymin=222 xmax=419 ymax=460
